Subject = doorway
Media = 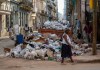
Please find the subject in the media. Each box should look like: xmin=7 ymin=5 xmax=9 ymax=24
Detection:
xmin=97 ymin=12 xmax=100 ymax=43
xmin=0 ymin=15 xmax=2 ymax=37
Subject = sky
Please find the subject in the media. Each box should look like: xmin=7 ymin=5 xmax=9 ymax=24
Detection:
xmin=58 ymin=0 xmax=64 ymax=15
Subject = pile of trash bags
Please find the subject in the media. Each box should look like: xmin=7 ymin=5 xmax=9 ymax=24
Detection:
xmin=43 ymin=21 xmax=70 ymax=30
xmin=72 ymin=44 xmax=92 ymax=56
xmin=5 ymin=32 xmax=92 ymax=61
xmin=6 ymin=41 xmax=61 ymax=61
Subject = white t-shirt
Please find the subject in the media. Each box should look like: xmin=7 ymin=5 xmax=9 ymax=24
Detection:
xmin=13 ymin=24 xmax=19 ymax=35
xmin=62 ymin=33 xmax=72 ymax=45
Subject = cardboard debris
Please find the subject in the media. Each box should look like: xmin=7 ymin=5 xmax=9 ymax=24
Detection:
xmin=5 ymin=32 xmax=92 ymax=61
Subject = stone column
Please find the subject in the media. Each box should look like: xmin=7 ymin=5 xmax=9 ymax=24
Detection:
xmin=1 ymin=14 xmax=7 ymax=37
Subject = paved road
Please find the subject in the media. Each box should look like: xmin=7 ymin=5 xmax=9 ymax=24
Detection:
xmin=0 ymin=38 xmax=15 ymax=55
xmin=0 ymin=38 xmax=100 ymax=70
xmin=0 ymin=57 xmax=100 ymax=70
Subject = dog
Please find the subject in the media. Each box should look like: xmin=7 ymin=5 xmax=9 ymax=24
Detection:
xmin=4 ymin=48 xmax=11 ymax=53
xmin=4 ymin=48 xmax=11 ymax=57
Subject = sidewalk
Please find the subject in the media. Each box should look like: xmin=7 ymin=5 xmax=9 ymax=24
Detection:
xmin=74 ymin=55 xmax=100 ymax=63
xmin=73 ymin=50 xmax=100 ymax=63
xmin=0 ymin=37 xmax=15 ymax=55
xmin=0 ymin=36 xmax=9 ymax=40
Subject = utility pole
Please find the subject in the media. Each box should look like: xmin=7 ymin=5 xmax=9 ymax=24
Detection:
xmin=92 ymin=0 xmax=98 ymax=55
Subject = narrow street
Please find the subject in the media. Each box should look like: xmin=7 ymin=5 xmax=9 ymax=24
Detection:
xmin=0 ymin=37 xmax=100 ymax=70
xmin=0 ymin=57 xmax=100 ymax=70
xmin=0 ymin=0 xmax=100 ymax=70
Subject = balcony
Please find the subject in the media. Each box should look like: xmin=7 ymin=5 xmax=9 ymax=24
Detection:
xmin=19 ymin=5 xmax=32 ymax=11
xmin=18 ymin=0 xmax=33 ymax=11
xmin=40 ymin=10 xmax=47 ymax=16
xmin=52 ymin=2 xmax=56 ymax=6
xmin=0 ymin=0 xmax=6 ymax=3
xmin=18 ymin=0 xmax=33 ymax=7
xmin=0 ymin=4 xmax=11 ymax=14
xmin=47 ymin=0 xmax=53 ymax=9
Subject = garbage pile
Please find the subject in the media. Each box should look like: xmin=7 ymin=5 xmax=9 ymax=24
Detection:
xmin=72 ymin=44 xmax=92 ymax=56
xmin=43 ymin=21 xmax=69 ymax=30
xmin=5 ymin=32 xmax=92 ymax=61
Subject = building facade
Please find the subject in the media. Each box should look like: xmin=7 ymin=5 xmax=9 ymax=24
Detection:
xmin=31 ymin=0 xmax=47 ymax=30
xmin=0 ymin=0 xmax=33 ymax=36
xmin=97 ymin=0 xmax=100 ymax=43
xmin=46 ymin=0 xmax=58 ymax=21
xmin=0 ymin=0 xmax=11 ymax=37
xmin=0 ymin=0 xmax=58 ymax=36
xmin=31 ymin=0 xmax=58 ymax=30
xmin=67 ymin=0 xmax=100 ymax=43
xmin=63 ymin=0 xmax=70 ymax=20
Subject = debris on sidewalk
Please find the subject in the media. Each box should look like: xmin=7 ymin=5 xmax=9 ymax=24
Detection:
xmin=3 ymin=32 xmax=93 ymax=62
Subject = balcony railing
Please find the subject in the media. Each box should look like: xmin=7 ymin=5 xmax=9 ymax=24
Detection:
xmin=18 ymin=0 xmax=33 ymax=7
xmin=47 ymin=2 xmax=53 ymax=9
xmin=0 ymin=0 xmax=6 ymax=3
xmin=19 ymin=4 xmax=32 ymax=11
xmin=0 ymin=4 xmax=10 ymax=11
xmin=18 ymin=0 xmax=33 ymax=11
xmin=39 ymin=10 xmax=47 ymax=16
xmin=0 ymin=4 xmax=11 ymax=14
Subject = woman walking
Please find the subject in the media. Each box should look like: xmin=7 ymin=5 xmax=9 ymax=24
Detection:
xmin=61 ymin=29 xmax=74 ymax=65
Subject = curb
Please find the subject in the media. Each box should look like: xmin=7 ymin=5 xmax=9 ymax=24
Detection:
xmin=0 ymin=38 xmax=9 ymax=41
xmin=75 ymin=59 xmax=100 ymax=63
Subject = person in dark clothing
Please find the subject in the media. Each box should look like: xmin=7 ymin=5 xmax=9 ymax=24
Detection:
xmin=77 ymin=30 xmax=82 ymax=39
xmin=24 ymin=24 xmax=29 ymax=36
xmin=61 ymin=29 xmax=74 ymax=65
xmin=84 ymin=22 xmax=92 ymax=43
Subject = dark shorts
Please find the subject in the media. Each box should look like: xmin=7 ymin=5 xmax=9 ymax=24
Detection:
xmin=61 ymin=44 xmax=72 ymax=58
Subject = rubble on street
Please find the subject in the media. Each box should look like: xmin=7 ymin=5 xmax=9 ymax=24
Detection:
xmin=4 ymin=31 xmax=92 ymax=62
xmin=43 ymin=21 xmax=70 ymax=30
